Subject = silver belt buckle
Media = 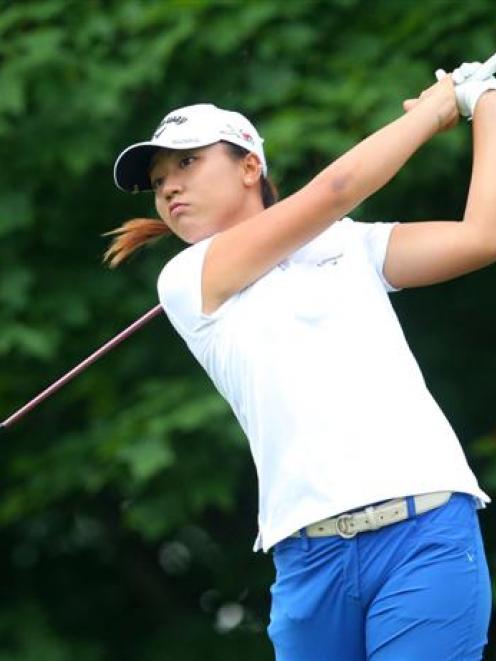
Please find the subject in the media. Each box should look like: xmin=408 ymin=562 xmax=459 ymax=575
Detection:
xmin=336 ymin=514 xmax=357 ymax=538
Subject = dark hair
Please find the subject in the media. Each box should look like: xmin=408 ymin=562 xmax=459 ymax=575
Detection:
xmin=103 ymin=141 xmax=278 ymax=268
xmin=221 ymin=141 xmax=279 ymax=208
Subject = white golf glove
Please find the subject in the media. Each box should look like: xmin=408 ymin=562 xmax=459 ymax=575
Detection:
xmin=436 ymin=61 xmax=496 ymax=119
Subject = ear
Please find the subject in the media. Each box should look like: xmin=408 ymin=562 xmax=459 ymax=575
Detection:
xmin=241 ymin=152 xmax=263 ymax=188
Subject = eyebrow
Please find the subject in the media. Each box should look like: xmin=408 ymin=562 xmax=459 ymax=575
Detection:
xmin=149 ymin=149 xmax=197 ymax=176
xmin=149 ymin=149 xmax=171 ymax=172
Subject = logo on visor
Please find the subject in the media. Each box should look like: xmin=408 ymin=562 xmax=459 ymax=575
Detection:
xmin=241 ymin=130 xmax=254 ymax=144
xmin=220 ymin=124 xmax=255 ymax=144
xmin=153 ymin=115 xmax=188 ymax=139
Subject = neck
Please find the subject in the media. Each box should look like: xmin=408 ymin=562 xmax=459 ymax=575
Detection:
xmin=230 ymin=194 xmax=265 ymax=228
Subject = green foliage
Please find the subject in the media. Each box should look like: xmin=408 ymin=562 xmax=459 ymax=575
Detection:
xmin=0 ymin=602 xmax=104 ymax=661
xmin=1 ymin=0 xmax=495 ymax=658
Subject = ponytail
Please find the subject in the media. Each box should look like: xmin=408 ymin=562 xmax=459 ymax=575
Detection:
xmin=104 ymin=141 xmax=278 ymax=268
xmin=103 ymin=218 xmax=171 ymax=268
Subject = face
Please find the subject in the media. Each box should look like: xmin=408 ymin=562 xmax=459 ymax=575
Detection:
xmin=149 ymin=143 xmax=261 ymax=244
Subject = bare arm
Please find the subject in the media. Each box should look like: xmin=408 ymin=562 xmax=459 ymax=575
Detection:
xmin=384 ymin=91 xmax=496 ymax=289
xmin=202 ymin=78 xmax=457 ymax=314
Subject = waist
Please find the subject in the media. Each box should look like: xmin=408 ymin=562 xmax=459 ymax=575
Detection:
xmin=290 ymin=491 xmax=452 ymax=539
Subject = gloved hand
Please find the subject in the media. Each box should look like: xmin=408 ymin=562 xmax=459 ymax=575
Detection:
xmin=451 ymin=62 xmax=482 ymax=84
xmin=456 ymin=76 xmax=496 ymax=118
xmin=436 ymin=62 xmax=496 ymax=119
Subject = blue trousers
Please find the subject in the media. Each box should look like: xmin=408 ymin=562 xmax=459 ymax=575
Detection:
xmin=268 ymin=493 xmax=492 ymax=660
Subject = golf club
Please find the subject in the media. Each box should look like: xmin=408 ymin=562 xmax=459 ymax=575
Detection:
xmin=471 ymin=51 xmax=496 ymax=80
xmin=1 ymin=304 xmax=163 ymax=431
xmin=3 ymin=51 xmax=495 ymax=433
xmin=436 ymin=51 xmax=496 ymax=82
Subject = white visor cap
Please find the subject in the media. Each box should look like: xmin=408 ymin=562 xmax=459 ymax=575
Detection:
xmin=113 ymin=103 xmax=267 ymax=193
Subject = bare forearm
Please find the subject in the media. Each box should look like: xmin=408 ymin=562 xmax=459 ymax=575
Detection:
xmin=463 ymin=92 xmax=496 ymax=246
xmin=311 ymin=94 xmax=443 ymax=213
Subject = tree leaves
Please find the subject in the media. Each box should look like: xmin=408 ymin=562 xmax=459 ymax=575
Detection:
xmin=1 ymin=1 xmax=495 ymax=658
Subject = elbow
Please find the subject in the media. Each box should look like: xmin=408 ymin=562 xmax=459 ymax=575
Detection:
xmin=471 ymin=232 xmax=496 ymax=268
xmin=478 ymin=231 xmax=496 ymax=264
xmin=313 ymin=167 xmax=356 ymax=213
xmin=462 ymin=219 xmax=496 ymax=266
xmin=330 ymin=171 xmax=354 ymax=196
xmin=326 ymin=161 xmax=375 ymax=212
xmin=485 ymin=244 xmax=496 ymax=265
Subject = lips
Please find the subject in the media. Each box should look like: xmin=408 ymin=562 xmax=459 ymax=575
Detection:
xmin=169 ymin=202 xmax=188 ymax=217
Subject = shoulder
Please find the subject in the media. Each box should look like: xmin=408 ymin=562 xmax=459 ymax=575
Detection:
xmin=158 ymin=237 xmax=212 ymax=300
xmin=339 ymin=216 xmax=396 ymax=238
xmin=309 ymin=217 xmax=396 ymax=250
xmin=157 ymin=237 xmax=214 ymax=333
xmin=157 ymin=235 xmax=238 ymax=337
xmin=342 ymin=217 xmax=398 ymax=252
xmin=339 ymin=217 xmax=400 ymax=291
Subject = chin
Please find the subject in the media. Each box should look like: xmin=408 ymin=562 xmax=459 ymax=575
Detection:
xmin=179 ymin=225 xmax=214 ymax=245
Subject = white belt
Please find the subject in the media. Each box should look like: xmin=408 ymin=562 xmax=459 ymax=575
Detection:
xmin=291 ymin=491 xmax=452 ymax=539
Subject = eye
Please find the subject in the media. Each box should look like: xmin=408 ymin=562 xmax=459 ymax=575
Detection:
xmin=151 ymin=176 xmax=164 ymax=191
xmin=179 ymin=155 xmax=196 ymax=168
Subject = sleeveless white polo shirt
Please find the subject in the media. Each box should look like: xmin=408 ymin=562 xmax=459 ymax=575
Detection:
xmin=157 ymin=218 xmax=489 ymax=552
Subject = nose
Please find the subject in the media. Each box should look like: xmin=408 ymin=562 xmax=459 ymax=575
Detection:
xmin=163 ymin=179 xmax=183 ymax=200
xmin=153 ymin=169 xmax=184 ymax=199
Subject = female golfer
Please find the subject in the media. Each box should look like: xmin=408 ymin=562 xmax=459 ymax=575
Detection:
xmin=109 ymin=70 xmax=494 ymax=659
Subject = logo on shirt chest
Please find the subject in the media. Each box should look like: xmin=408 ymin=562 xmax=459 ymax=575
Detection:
xmin=316 ymin=253 xmax=344 ymax=267
xmin=278 ymin=252 xmax=344 ymax=270
xmin=277 ymin=252 xmax=344 ymax=271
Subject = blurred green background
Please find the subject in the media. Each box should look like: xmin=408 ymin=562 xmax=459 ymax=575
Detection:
xmin=0 ymin=0 xmax=495 ymax=658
